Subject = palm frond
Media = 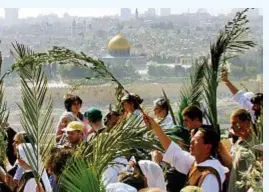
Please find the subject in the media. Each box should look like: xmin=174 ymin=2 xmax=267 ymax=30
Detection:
xmin=80 ymin=115 xmax=160 ymax=178
xmin=204 ymin=8 xmax=255 ymax=132
xmin=57 ymin=115 xmax=161 ymax=191
xmin=10 ymin=43 xmax=55 ymax=183
xmin=178 ymin=59 xmax=206 ymax=125
xmin=162 ymin=89 xmax=177 ymax=125
xmin=10 ymin=46 xmax=129 ymax=112
xmin=10 ymin=41 xmax=34 ymax=59
xmin=189 ymin=58 xmax=206 ymax=105
xmin=48 ymin=47 xmax=130 ymax=110
xmin=178 ymin=92 xmax=189 ymax=126
xmin=59 ymin=156 xmax=104 ymax=192
xmin=0 ymin=42 xmax=9 ymax=164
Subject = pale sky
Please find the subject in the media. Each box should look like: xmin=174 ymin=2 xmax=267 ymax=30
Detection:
xmin=0 ymin=8 xmax=239 ymax=18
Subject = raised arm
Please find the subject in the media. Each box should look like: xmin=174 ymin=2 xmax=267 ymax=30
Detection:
xmin=143 ymin=113 xmax=194 ymax=174
xmin=143 ymin=114 xmax=171 ymax=150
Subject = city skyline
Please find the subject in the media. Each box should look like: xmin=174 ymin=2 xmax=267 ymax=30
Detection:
xmin=0 ymin=8 xmax=261 ymax=18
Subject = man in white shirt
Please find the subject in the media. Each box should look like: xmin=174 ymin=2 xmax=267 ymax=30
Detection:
xmin=143 ymin=114 xmax=227 ymax=192
xmin=220 ymin=67 xmax=262 ymax=123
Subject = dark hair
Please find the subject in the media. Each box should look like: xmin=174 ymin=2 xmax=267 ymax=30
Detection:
xmin=182 ymin=105 xmax=203 ymax=122
xmin=45 ymin=148 xmax=74 ymax=178
xmin=154 ymin=97 xmax=169 ymax=113
xmin=251 ymin=93 xmax=263 ymax=105
xmin=118 ymin=171 xmax=145 ymax=190
xmin=64 ymin=95 xmax=83 ymax=112
xmin=198 ymin=126 xmax=220 ymax=157
xmin=232 ymin=109 xmax=251 ymax=122
xmin=104 ymin=111 xmax=120 ymax=126
xmin=23 ymin=133 xmax=35 ymax=144
xmin=123 ymin=94 xmax=143 ymax=110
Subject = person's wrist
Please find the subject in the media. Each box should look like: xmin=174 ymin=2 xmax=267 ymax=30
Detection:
xmin=223 ymin=79 xmax=230 ymax=84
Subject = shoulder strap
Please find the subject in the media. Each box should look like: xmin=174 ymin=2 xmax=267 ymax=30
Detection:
xmin=197 ymin=166 xmax=222 ymax=192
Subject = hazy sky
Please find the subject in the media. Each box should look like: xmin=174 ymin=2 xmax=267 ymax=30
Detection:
xmin=0 ymin=8 xmax=239 ymax=18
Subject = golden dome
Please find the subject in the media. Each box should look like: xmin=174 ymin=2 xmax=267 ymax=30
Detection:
xmin=108 ymin=34 xmax=131 ymax=50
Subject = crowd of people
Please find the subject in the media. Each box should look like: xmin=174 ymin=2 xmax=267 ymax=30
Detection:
xmin=0 ymin=69 xmax=263 ymax=192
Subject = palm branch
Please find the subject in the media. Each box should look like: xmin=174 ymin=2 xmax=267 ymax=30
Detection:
xmin=49 ymin=47 xmax=130 ymax=112
xmin=82 ymin=115 xmax=161 ymax=178
xmin=56 ymin=115 xmax=161 ymax=191
xmin=11 ymin=46 xmax=129 ymax=112
xmin=178 ymin=58 xmax=206 ymax=125
xmin=0 ymin=43 xmax=10 ymax=164
xmin=162 ymin=89 xmax=177 ymax=125
xmin=59 ymin=156 xmax=105 ymax=192
xmin=10 ymin=43 xmax=55 ymax=183
xmin=204 ymin=8 xmax=255 ymax=134
xmin=0 ymin=83 xmax=9 ymax=165
xmin=0 ymin=40 xmax=9 ymax=83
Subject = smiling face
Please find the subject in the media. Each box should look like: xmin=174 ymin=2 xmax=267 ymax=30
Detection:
xmin=230 ymin=115 xmax=251 ymax=137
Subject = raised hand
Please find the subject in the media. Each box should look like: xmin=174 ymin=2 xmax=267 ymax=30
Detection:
xmin=142 ymin=113 xmax=156 ymax=128
xmin=220 ymin=67 xmax=229 ymax=83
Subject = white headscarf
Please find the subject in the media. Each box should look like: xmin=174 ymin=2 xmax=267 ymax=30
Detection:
xmin=138 ymin=160 xmax=166 ymax=190
xmin=106 ymin=182 xmax=137 ymax=192
xmin=18 ymin=143 xmax=52 ymax=192
xmin=102 ymin=156 xmax=129 ymax=186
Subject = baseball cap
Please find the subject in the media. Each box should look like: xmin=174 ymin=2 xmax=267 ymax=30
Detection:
xmin=84 ymin=107 xmax=103 ymax=122
xmin=62 ymin=121 xmax=83 ymax=132
xmin=180 ymin=186 xmax=204 ymax=192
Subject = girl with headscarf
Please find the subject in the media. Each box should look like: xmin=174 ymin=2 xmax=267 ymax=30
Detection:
xmin=16 ymin=143 xmax=52 ymax=192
